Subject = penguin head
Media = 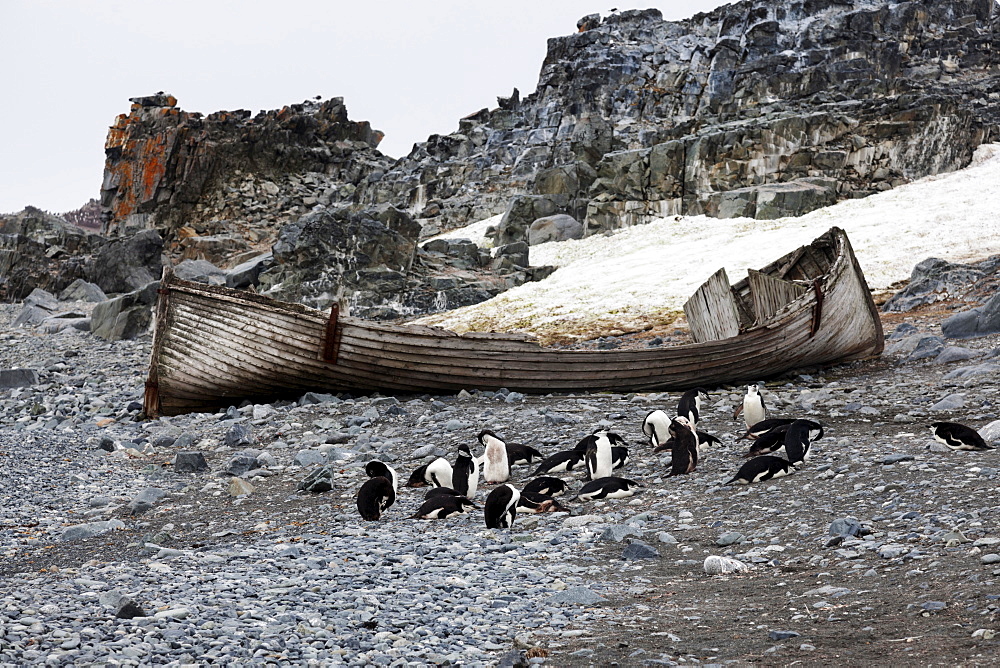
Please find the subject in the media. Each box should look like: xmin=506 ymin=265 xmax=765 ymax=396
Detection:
xmin=366 ymin=460 xmax=390 ymax=479
xmin=457 ymin=443 xmax=473 ymax=458
xmin=747 ymin=384 xmax=758 ymax=396
xmin=478 ymin=429 xmax=503 ymax=446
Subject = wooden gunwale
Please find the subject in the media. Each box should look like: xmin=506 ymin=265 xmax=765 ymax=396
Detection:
xmin=145 ymin=226 xmax=883 ymax=415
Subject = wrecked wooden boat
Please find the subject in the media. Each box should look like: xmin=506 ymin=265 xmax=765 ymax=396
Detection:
xmin=144 ymin=226 xmax=884 ymax=416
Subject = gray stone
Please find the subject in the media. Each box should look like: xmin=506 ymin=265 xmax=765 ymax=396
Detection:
xmin=921 ymin=601 xmax=947 ymax=612
xmin=546 ymin=586 xmax=607 ymax=605
xmin=981 ymin=554 xmax=1000 ymax=565
xmin=768 ymin=630 xmax=800 ymax=641
xmin=300 ymin=391 xmax=340 ymax=405
xmin=90 ymin=281 xmax=159 ymax=341
xmin=622 ymin=540 xmax=661 ymax=560
xmin=128 ymin=487 xmax=167 ymax=515
xmin=226 ymin=252 xmax=273 ymax=289
xmin=527 ymin=214 xmax=584 ymax=246
xmin=298 ymin=465 xmax=335 ymax=493
xmin=61 ymin=519 xmax=125 ymax=541
xmin=226 ymin=451 xmax=261 ymax=476
xmin=882 ymin=454 xmax=915 ymax=465
xmin=295 ymin=449 xmax=328 ymax=466
xmin=888 ymin=323 xmax=918 ymax=340
xmin=930 ymin=393 xmax=965 ymax=411
xmin=907 ymin=336 xmax=945 ymax=361
xmin=935 ymin=346 xmax=979 ymax=364
xmin=224 ymin=423 xmax=253 ymax=448
xmin=942 ymin=363 xmax=1000 ymax=380
xmin=0 ymin=368 xmax=39 ymax=389
xmin=58 ymin=278 xmax=107 ymax=302
xmin=13 ymin=289 xmax=59 ymax=327
xmin=114 ymin=598 xmax=147 ymax=619
xmin=978 ymin=420 xmax=1000 ymax=444
xmin=173 ymin=259 xmax=227 ymax=285
xmin=717 ymin=531 xmax=744 ymax=546
xmin=173 ymin=451 xmax=209 ymax=473
xmin=86 ymin=229 xmax=163 ymax=294
xmin=829 ymin=517 xmax=865 ymax=536
xmin=942 ymin=294 xmax=1000 ymax=339
xmin=599 ymin=524 xmax=643 ymax=542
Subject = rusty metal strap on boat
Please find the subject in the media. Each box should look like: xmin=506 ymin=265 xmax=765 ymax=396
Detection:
xmin=809 ymin=278 xmax=825 ymax=337
xmin=322 ymin=304 xmax=341 ymax=363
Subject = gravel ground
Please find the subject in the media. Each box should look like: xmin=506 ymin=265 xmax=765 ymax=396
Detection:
xmin=2 ymin=300 xmax=1000 ymax=667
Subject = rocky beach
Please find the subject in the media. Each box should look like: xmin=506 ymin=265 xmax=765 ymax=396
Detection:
xmin=2 ymin=283 xmax=1000 ymax=666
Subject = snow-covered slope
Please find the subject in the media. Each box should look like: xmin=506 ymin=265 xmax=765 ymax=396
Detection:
xmin=416 ymin=144 xmax=1000 ymax=344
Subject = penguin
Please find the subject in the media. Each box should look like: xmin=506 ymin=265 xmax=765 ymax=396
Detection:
xmin=532 ymin=450 xmax=586 ymax=476
xmin=425 ymin=456 xmax=454 ymax=488
xmin=484 ymin=483 xmax=520 ymax=528
xmin=642 ymin=409 xmax=672 ymax=449
xmin=506 ymin=442 xmax=545 ymax=466
xmin=573 ymin=429 xmax=627 ymax=452
xmin=517 ymin=491 xmax=568 ymax=514
xmin=404 ymin=464 xmax=430 ymax=488
xmin=479 ymin=429 xmax=511 ymax=484
xmin=585 ymin=431 xmax=614 ymax=480
xmin=425 ymin=486 xmax=479 ymax=508
xmin=783 ymin=419 xmax=824 ymax=464
xmin=356 ymin=461 xmax=397 ymax=521
xmin=656 ymin=431 xmax=722 ymax=454
xmin=365 ymin=460 xmax=398 ymax=492
xmin=929 ymin=422 xmax=994 ymax=451
xmin=575 ymin=476 xmax=643 ymax=502
xmin=677 ymin=387 xmax=709 ymax=426
xmin=734 ymin=385 xmax=767 ymax=429
xmin=410 ymin=494 xmax=476 ymax=519
xmin=452 ymin=443 xmax=480 ymax=498
xmin=522 ymin=476 xmax=568 ymax=497
xmin=611 ymin=446 xmax=630 ymax=469
xmin=736 ymin=418 xmax=797 ymax=441
xmin=741 ymin=423 xmax=791 ymax=458
xmin=726 ymin=456 xmax=795 ymax=485
xmin=666 ymin=415 xmax=699 ymax=477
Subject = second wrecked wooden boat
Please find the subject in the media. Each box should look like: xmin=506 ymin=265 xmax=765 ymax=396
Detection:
xmin=144 ymin=226 xmax=884 ymax=415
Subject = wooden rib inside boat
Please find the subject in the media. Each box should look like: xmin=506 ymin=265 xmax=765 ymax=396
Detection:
xmin=144 ymin=226 xmax=884 ymax=416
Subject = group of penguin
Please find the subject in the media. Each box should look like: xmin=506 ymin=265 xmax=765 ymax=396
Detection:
xmin=356 ymin=384 xmax=995 ymax=529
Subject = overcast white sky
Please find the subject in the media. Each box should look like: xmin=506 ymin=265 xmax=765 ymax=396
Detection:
xmin=0 ymin=1 xmax=726 ymax=215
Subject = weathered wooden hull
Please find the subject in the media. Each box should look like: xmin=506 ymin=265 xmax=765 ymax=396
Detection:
xmin=144 ymin=227 xmax=884 ymax=416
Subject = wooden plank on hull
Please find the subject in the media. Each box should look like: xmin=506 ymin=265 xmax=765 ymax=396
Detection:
xmin=748 ymin=269 xmax=808 ymax=323
xmin=683 ymin=268 xmax=741 ymax=343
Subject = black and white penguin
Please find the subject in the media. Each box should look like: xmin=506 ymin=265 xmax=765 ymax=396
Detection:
xmin=575 ymin=476 xmax=643 ymax=501
xmin=585 ymin=431 xmax=614 ymax=480
xmin=522 ymin=476 xmax=568 ymax=497
xmin=425 ymin=456 xmax=454 ymax=488
xmin=452 ymin=443 xmax=480 ymax=498
xmin=784 ymin=419 xmax=824 ymax=464
xmin=425 ymin=486 xmax=479 ymax=507
xmin=484 ymin=483 xmax=520 ymax=528
xmin=642 ymin=409 xmax=672 ymax=449
xmin=532 ymin=450 xmax=586 ymax=476
xmin=736 ymin=418 xmax=797 ymax=441
xmin=611 ymin=446 xmax=630 ymax=469
xmin=404 ymin=464 xmax=430 ymax=488
xmin=479 ymin=429 xmax=511 ymax=484
xmin=666 ymin=416 xmax=699 ymax=477
xmin=929 ymin=422 xmax=994 ymax=451
xmin=410 ymin=494 xmax=476 ymax=519
xmin=726 ymin=456 xmax=795 ymax=485
xmin=506 ymin=443 xmax=545 ymax=466
xmin=677 ymin=388 xmax=709 ymax=426
xmin=734 ymin=384 xmax=767 ymax=429
xmin=357 ymin=461 xmax=398 ymax=521
xmin=573 ymin=429 xmax=627 ymax=452
xmin=741 ymin=423 xmax=791 ymax=458
xmin=517 ymin=491 xmax=568 ymax=514
xmin=365 ymin=460 xmax=398 ymax=492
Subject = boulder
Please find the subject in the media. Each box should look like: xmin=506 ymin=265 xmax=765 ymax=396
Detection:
xmin=883 ymin=257 xmax=985 ymax=312
xmin=226 ymin=252 xmax=273 ymax=289
xmin=0 ymin=368 xmax=39 ymax=389
xmin=493 ymin=195 xmax=567 ymax=246
xmin=12 ymin=288 xmax=59 ymax=327
xmin=527 ymin=214 xmax=584 ymax=245
xmin=90 ymin=281 xmax=159 ymax=341
xmin=172 ymin=259 xmax=227 ymax=286
xmin=58 ymin=279 xmax=107 ymax=303
xmin=179 ymin=234 xmax=250 ymax=265
xmin=86 ymin=229 xmax=163 ymax=294
xmin=942 ymin=294 xmax=1000 ymax=339
xmin=0 ymin=207 xmax=97 ymax=301
xmin=702 ymin=179 xmax=837 ymax=220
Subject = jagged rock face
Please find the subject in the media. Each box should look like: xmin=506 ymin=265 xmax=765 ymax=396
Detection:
xmin=360 ymin=1 xmax=1000 ymax=237
xmin=100 ymin=94 xmax=393 ymax=257
xmin=0 ymin=207 xmax=99 ymax=301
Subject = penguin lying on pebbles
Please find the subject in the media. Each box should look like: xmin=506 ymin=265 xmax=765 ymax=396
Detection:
xmin=404 ymin=457 xmax=453 ymax=488
xmin=505 ymin=442 xmax=544 ymax=466
xmin=575 ymin=476 xmax=643 ymax=501
xmin=452 ymin=443 xmax=479 ymax=498
xmin=517 ymin=491 xmax=568 ymax=514
xmin=484 ymin=484 xmax=520 ymax=528
xmin=727 ymin=456 xmax=795 ymax=485
xmin=479 ymin=429 xmax=511 ymax=484
xmin=522 ymin=476 xmax=568 ymax=497
xmin=678 ymin=387 xmax=709 ymax=426
xmin=784 ymin=419 xmax=824 ymax=464
xmin=744 ymin=419 xmax=823 ymax=458
xmin=666 ymin=416 xmax=699 ymax=477
xmin=611 ymin=446 xmax=630 ymax=469
xmin=737 ymin=418 xmax=796 ymax=441
xmin=734 ymin=384 xmax=767 ymax=429
xmin=410 ymin=493 xmax=476 ymax=519
xmin=930 ymin=422 xmax=994 ymax=451
xmin=356 ymin=461 xmax=397 ymax=521
xmin=532 ymin=450 xmax=586 ymax=476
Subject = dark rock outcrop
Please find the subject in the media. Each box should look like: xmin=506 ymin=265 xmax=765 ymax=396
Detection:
xmin=90 ymin=281 xmax=159 ymax=341
xmin=883 ymin=256 xmax=999 ymax=312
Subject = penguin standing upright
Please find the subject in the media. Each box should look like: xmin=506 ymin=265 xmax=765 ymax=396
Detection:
xmin=356 ymin=461 xmax=398 ymax=521
xmin=585 ymin=431 xmax=614 ymax=480
xmin=642 ymin=410 xmax=672 ymax=449
xmin=452 ymin=443 xmax=480 ymax=498
xmin=484 ymin=483 xmax=520 ymax=528
xmin=677 ymin=388 xmax=709 ymax=426
xmin=734 ymin=385 xmax=767 ymax=429
xmin=667 ymin=416 xmax=699 ymax=477
xmin=479 ymin=429 xmax=511 ymax=484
